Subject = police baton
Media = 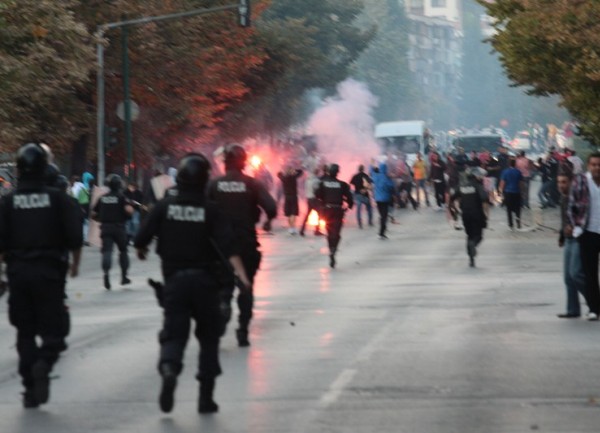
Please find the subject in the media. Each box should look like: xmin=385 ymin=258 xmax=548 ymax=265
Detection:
xmin=148 ymin=278 xmax=164 ymax=307
xmin=209 ymin=238 xmax=250 ymax=293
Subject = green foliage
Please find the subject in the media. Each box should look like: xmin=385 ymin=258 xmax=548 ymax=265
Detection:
xmin=219 ymin=0 xmax=373 ymax=140
xmin=0 ymin=0 xmax=374 ymax=165
xmin=459 ymin=0 xmax=567 ymax=132
xmin=0 ymin=0 xmax=95 ymax=153
xmin=477 ymin=0 xmax=600 ymax=143
xmin=92 ymin=0 xmax=271 ymax=163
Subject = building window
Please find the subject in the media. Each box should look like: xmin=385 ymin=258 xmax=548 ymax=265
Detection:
xmin=431 ymin=0 xmax=446 ymax=7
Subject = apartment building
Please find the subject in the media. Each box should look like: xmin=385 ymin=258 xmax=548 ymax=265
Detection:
xmin=402 ymin=0 xmax=463 ymax=125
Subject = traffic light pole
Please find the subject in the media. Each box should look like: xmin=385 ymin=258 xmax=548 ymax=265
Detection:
xmin=95 ymin=1 xmax=251 ymax=185
xmin=96 ymin=41 xmax=106 ymax=184
xmin=121 ymin=25 xmax=133 ymax=181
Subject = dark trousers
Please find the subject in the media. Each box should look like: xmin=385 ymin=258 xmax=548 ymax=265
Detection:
xmin=237 ymin=249 xmax=261 ymax=330
xmin=433 ymin=181 xmax=446 ymax=207
xmin=463 ymin=214 xmax=484 ymax=257
xmin=300 ymin=198 xmax=322 ymax=234
xmin=376 ymin=201 xmax=390 ymax=236
xmin=504 ymin=192 xmax=521 ymax=228
xmin=100 ymin=224 xmax=129 ymax=276
xmin=398 ymin=182 xmax=418 ymax=209
xmin=219 ymin=247 xmax=262 ymax=334
xmin=323 ymin=207 xmax=344 ymax=255
xmin=159 ymin=270 xmax=222 ymax=381
xmin=7 ymin=260 xmax=68 ymax=389
xmin=579 ymin=231 xmax=600 ymax=315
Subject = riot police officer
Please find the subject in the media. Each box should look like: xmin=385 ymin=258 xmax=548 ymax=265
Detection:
xmin=0 ymin=143 xmax=82 ymax=408
xmin=134 ymin=153 xmax=251 ymax=414
xmin=92 ymin=174 xmax=133 ymax=289
xmin=207 ymin=144 xmax=277 ymax=347
xmin=450 ymin=167 xmax=489 ymax=267
xmin=43 ymin=156 xmax=83 ymax=347
xmin=315 ymin=163 xmax=353 ymax=268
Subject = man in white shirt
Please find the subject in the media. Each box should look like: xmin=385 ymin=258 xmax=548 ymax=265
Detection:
xmin=569 ymin=152 xmax=600 ymax=320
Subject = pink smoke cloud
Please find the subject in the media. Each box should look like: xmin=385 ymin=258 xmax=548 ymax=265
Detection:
xmin=307 ymin=79 xmax=380 ymax=181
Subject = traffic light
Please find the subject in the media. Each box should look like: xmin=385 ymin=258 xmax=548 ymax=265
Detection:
xmin=104 ymin=126 xmax=119 ymax=151
xmin=239 ymin=0 xmax=250 ymax=27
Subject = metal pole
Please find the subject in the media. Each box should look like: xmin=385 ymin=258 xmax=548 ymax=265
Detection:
xmin=96 ymin=30 xmax=106 ymax=185
xmin=102 ymin=4 xmax=239 ymax=30
xmin=95 ymin=3 xmax=246 ymax=184
xmin=121 ymin=25 xmax=133 ymax=181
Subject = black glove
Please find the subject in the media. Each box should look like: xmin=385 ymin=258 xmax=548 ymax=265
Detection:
xmin=148 ymin=279 xmax=164 ymax=307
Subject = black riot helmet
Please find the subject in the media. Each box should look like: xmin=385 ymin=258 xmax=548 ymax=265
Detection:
xmin=224 ymin=143 xmax=247 ymax=171
xmin=17 ymin=143 xmax=48 ymax=179
xmin=105 ymin=174 xmax=122 ymax=192
xmin=176 ymin=152 xmax=211 ymax=191
xmin=44 ymin=163 xmax=61 ymax=187
xmin=329 ymin=163 xmax=340 ymax=178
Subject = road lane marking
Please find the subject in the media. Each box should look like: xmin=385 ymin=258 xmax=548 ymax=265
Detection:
xmin=319 ymin=315 xmax=397 ymax=407
xmin=319 ymin=368 xmax=357 ymax=406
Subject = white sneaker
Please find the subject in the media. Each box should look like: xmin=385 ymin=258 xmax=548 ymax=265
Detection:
xmin=587 ymin=312 xmax=598 ymax=321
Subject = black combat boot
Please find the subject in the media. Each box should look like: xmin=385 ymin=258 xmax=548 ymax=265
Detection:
xmin=236 ymin=328 xmax=250 ymax=347
xmin=31 ymin=360 xmax=50 ymax=405
xmin=121 ymin=275 xmax=131 ymax=285
xmin=329 ymin=254 xmax=336 ymax=269
xmin=22 ymin=388 xmax=39 ymax=409
xmin=467 ymin=240 xmax=477 ymax=268
xmin=103 ymin=273 xmax=111 ymax=290
xmin=159 ymin=364 xmax=178 ymax=413
xmin=198 ymin=378 xmax=219 ymax=414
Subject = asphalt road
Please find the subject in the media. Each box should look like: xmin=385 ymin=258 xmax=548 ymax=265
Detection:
xmin=1 ymin=201 xmax=599 ymax=433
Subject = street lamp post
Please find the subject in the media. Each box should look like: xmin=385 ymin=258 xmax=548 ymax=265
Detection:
xmin=95 ymin=1 xmax=251 ymax=185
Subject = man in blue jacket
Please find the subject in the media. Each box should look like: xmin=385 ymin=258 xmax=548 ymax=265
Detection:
xmin=499 ymin=158 xmax=523 ymax=230
xmin=370 ymin=161 xmax=395 ymax=239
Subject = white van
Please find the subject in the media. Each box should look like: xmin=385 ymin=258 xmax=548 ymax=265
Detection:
xmin=374 ymin=120 xmax=428 ymax=164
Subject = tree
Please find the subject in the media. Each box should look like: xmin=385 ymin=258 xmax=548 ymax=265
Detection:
xmin=218 ymin=0 xmax=374 ymax=141
xmin=477 ymin=0 xmax=600 ymax=143
xmin=90 ymin=0 xmax=271 ymax=166
xmin=0 ymin=0 xmax=95 ymax=153
xmin=458 ymin=0 xmax=567 ymax=134
xmin=1 ymin=0 xmax=374 ymax=171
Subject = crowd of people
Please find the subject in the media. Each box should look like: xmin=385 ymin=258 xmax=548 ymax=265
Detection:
xmin=1 ymin=139 xmax=599 ymax=417
xmin=259 ymin=143 xmax=600 ymax=312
